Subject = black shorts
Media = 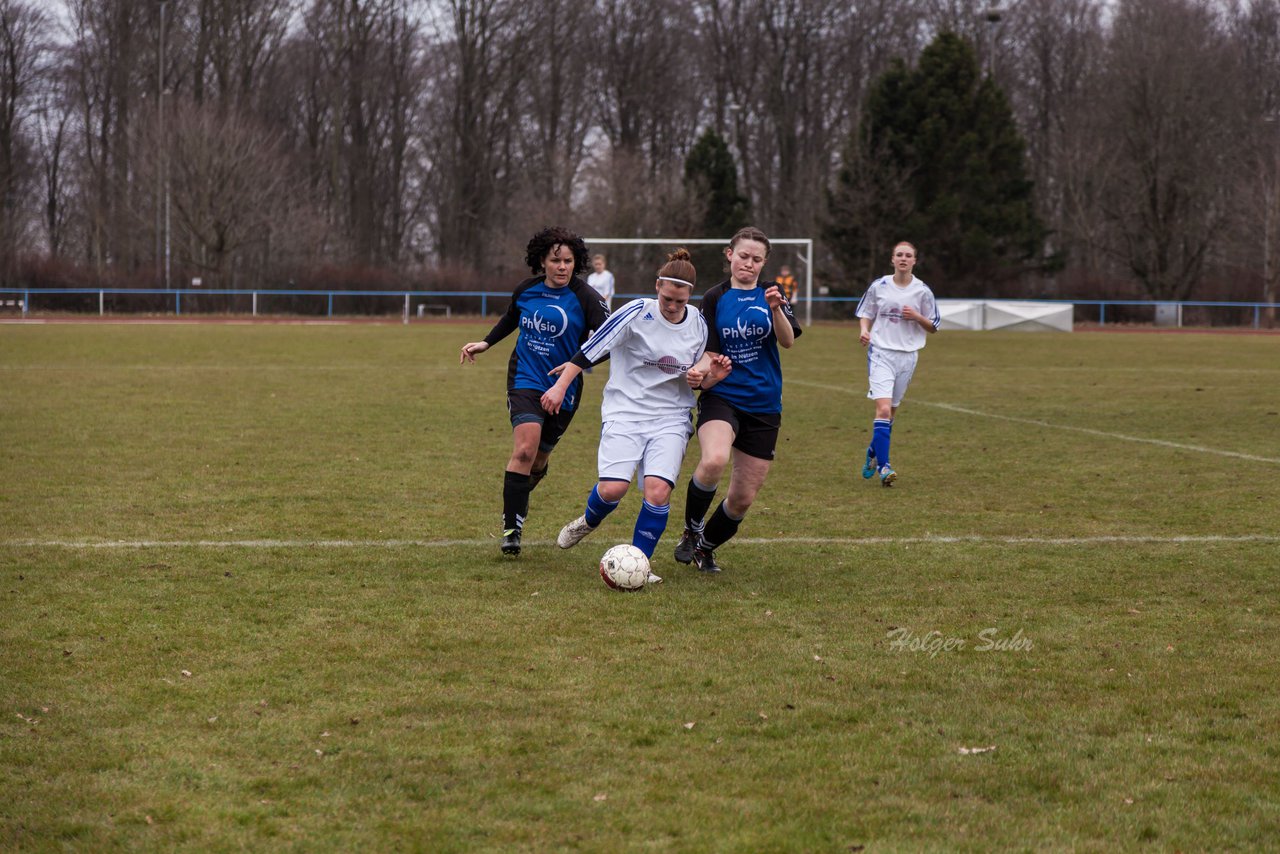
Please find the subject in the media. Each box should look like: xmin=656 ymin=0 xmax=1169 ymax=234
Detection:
xmin=695 ymin=393 xmax=782 ymax=461
xmin=508 ymin=388 xmax=577 ymax=453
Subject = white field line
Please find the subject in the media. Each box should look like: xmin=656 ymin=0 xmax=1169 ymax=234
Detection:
xmin=791 ymin=379 xmax=1280 ymax=465
xmin=3 ymin=534 xmax=1279 ymax=550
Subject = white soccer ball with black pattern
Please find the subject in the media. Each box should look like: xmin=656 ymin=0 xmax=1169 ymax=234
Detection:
xmin=599 ymin=544 xmax=650 ymax=591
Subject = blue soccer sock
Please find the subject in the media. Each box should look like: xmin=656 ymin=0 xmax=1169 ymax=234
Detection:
xmin=632 ymin=500 xmax=669 ymax=559
xmin=871 ymin=419 xmax=893 ymax=469
xmin=584 ymin=484 xmax=621 ymax=528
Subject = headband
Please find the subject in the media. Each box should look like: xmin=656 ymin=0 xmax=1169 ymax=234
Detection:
xmin=658 ymin=276 xmax=694 ymax=287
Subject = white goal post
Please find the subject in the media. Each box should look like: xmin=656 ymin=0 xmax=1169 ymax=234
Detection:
xmin=585 ymin=237 xmax=815 ymax=326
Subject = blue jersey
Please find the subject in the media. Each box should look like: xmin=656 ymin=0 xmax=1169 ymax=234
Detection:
xmin=482 ymin=276 xmax=609 ymax=412
xmin=700 ymin=280 xmax=802 ymax=414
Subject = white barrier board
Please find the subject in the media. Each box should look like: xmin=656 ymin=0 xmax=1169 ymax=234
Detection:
xmin=935 ymin=300 xmax=984 ymax=331
xmin=982 ymin=300 xmax=1073 ymax=332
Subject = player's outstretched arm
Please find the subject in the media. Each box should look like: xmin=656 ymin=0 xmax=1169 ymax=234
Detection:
xmin=686 ymin=351 xmax=716 ymax=388
xmin=460 ymin=341 xmax=489 ymax=364
xmin=541 ymin=362 xmax=584 ymax=414
xmin=701 ymin=353 xmax=733 ymax=390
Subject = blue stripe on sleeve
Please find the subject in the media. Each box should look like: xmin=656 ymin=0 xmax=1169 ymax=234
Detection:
xmin=581 ymin=299 xmax=644 ymax=362
xmin=855 ymin=279 xmax=880 ymax=316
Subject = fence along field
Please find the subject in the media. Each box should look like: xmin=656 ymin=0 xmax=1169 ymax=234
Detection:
xmin=2 ymin=323 xmax=1278 ymax=850
xmin=2 ymin=285 xmax=1278 ymax=328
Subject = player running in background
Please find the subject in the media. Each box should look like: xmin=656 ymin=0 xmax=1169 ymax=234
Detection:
xmin=673 ymin=227 xmax=802 ymax=574
xmin=586 ymin=254 xmax=616 ymax=310
xmin=856 ymin=240 xmax=940 ymax=487
xmin=459 ymin=227 xmax=609 ymax=556
xmin=542 ymin=249 xmax=732 ymax=582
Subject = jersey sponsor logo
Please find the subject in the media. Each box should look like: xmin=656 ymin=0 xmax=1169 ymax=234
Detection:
xmin=722 ymin=312 xmax=771 ymax=342
xmin=521 ymin=304 xmax=569 ymax=338
xmin=643 ymin=355 xmax=691 ymax=375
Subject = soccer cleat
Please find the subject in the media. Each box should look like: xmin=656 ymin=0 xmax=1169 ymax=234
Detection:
xmin=646 ymin=571 xmax=663 ymax=585
xmin=556 ymin=514 xmax=597 ymax=549
xmin=692 ymin=546 xmax=721 ymax=574
xmin=879 ymin=465 xmax=897 ymax=487
xmin=673 ymin=528 xmax=697 ymax=564
xmin=862 ymin=451 xmax=877 ymax=480
xmin=501 ymin=528 xmax=522 ymax=555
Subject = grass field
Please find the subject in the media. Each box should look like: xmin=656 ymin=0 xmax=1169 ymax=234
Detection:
xmin=2 ymin=320 xmax=1279 ymax=851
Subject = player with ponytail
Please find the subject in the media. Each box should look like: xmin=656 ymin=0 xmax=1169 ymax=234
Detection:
xmin=543 ymin=248 xmax=732 ymax=581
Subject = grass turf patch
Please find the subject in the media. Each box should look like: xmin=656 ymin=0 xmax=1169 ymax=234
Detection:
xmin=2 ymin=322 xmax=1279 ymax=850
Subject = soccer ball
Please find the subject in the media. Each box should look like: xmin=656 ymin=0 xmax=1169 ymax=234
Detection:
xmin=599 ymin=544 xmax=650 ymax=591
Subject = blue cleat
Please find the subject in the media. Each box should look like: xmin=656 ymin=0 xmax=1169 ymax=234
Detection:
xmin=862 ymin=451 xmax=877 ymax=480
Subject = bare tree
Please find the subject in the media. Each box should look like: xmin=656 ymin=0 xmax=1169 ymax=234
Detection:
xmin=34 ymin=76 xmax=73 ymax=258
xmin=134 ymin=98 xmax=315 ymax=287
xmin=0 ymin=0 xmax=50 ymax=278
xmin=421 ymin=0 xmax=524 ymax=267
xmin=189 ymin=0 xmax=294 ymax=114
xmin=514 ymin=0 xmax=594 ymax=206
xmin=290 ymin=0 xmax=427 ymax=267
xmin=64 ymin=0 xmax=148 ymax=275
xmin=1229 ymin=0 xmax=1280 ymax=325
xmin=1095 ymin=0 xmax=1245 ymax=300
xmin=1001 ymin=0 xmax=1105 ymax=288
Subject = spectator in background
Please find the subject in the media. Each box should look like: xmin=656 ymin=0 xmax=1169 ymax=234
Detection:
xmin=776 ymin=264 xmax=798 ymax=304
xmin=587 ymin=254 xmax=616 ymax=310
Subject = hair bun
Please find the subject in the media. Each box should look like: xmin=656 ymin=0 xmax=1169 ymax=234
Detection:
xmin=668 ymin=247 xmax=692 ymax=262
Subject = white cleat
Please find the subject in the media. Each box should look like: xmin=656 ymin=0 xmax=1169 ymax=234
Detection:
xmin=556 ymin=514 xmax=597 ymax=549
xmin=646 ymin=571 xmax=663 ymax=585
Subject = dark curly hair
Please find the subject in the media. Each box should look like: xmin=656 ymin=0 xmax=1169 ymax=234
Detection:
xmin=525 ymin=226 xmax=590 ymax=276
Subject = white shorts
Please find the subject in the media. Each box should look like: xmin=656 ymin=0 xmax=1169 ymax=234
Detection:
xmin=598 ymin=416 xmax=693 ymax=485
xmin=866 ymin=346 xmax=918 ymax=407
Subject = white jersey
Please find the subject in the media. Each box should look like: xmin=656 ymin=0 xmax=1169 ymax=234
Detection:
xmin=587 ymin=270 xmax=615 ymax=303
xmin=856 ymin=275 xmax=940 ymax=352
xmin=580 ymin=298 xmax=708 ymax=422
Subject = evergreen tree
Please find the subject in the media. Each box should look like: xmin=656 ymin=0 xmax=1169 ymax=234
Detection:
xmin=827 ymin=33 xmax=1045 ymax=295
xmin=684 ymin=129 xmax=750 ymax=284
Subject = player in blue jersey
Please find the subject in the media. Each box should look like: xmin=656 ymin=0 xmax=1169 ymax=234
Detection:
xmin=673 ymin=227 xmax=802 ymax=573
xmin=541 ymin=249 xmax=732 ymax=583
xmin=460 ymin=227 xmax=610 ymax=556
xmin=856 ymin=241 xmax=940 ymax=487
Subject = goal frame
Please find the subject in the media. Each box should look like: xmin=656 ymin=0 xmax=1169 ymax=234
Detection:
xmin=585 ymin=237 xmax=815 ymax=326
